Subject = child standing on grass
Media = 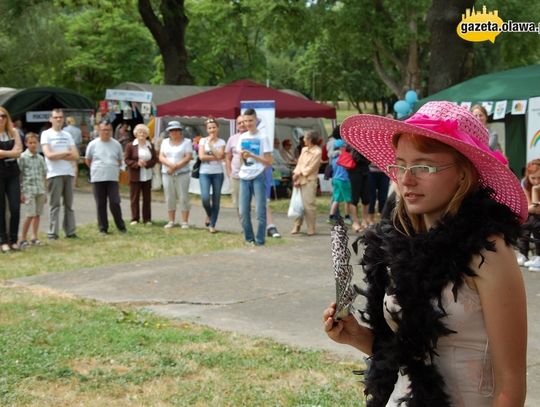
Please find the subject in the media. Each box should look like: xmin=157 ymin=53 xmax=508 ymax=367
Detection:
xmin=18 ymin=132 xmax=47 ymax=248
xmin=327 ymin=139 xmax=352 ymax=225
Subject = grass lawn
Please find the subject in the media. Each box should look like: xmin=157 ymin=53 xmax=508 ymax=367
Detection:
xmin=0 ymin=118 xmax=368 ymax=406
xmin=1 ymin=198 xmax=365 ymax=407
xmin=0 ymin=286 xmax=364 ymax=406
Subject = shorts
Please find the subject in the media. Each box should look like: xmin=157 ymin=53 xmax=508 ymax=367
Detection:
xmin=348 ymin=171 xmax=370 ymax=206
xmin=332 ymin=179 xmax=352 ymax=203
xmin=23 ymin=193 xmax=46 ymax=217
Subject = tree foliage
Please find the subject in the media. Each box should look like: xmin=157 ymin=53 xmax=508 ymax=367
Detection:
xmin=61 ymin=4 xmax=157 ymax=100
xmin=0 ymin=0 xmax=157 ymax=100
xmin=0 ymin=0 xmax=538 ymax=108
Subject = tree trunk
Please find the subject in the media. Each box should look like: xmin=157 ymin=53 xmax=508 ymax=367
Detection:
xmin=138 ymin=0 xmax=194 ymax=85
xmin=372 ymin=9 xmax=421 ymax=100
xmin=427 ymin=0 xmax=475 ymax=95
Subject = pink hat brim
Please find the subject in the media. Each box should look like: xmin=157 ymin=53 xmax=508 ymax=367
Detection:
xmin=341 ymin=114 xmax=528 ymax=223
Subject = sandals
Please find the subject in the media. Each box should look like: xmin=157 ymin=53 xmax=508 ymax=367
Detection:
xmin=31 ymin=239 xmax=42 ymax=246
xmin=352 ymin=223 xmax=366 ymax=234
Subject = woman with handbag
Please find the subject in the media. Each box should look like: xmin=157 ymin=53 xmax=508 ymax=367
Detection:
xmin=290 ymin=130 xmax=322 ymax=236
xmin=0 ymin=107 xmax=22 ymax=252
xmin=124 ymin=124 xmax=157 ymax=225
xmin=198 ymin=118 xmax=226 ymax=233
xmin=159 ymin=121 xmax=193 ymax=229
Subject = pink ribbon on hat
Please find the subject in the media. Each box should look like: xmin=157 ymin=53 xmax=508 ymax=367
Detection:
xmin=405 ymin=114 xmax=508 ymax=165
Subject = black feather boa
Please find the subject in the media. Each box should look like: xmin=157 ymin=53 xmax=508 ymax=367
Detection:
xmin=359 ymin=188 xmax=521 ymax=407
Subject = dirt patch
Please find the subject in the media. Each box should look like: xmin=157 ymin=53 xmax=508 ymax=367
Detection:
xmin=0 ymin=285 xmax=77 ymax=303
xmin=69 ymin=358 xmax=131 ymax=376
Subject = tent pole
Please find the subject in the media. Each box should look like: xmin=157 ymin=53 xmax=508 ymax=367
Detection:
xmin=229 ymin=119 xmax=236 ymax=139
xmin=155 ymin=117 xmax=161 ymax=141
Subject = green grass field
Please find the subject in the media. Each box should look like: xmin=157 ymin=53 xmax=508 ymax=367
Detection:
xmin=0 ymin=105 xmax=368 ymax=406
xmin=1 ymin=215 xmax=365 ymax=407
xmin=0 ymin=286 xmax=364 ymax=406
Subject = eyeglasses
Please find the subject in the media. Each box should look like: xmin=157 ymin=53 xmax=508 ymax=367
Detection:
xmin=387 ymin=163 xmax=455 ymax=179
xmin=206 ymin=118 xmax=217 ymax=124
xmin=99 ymin=119 xmax=112 ymax=125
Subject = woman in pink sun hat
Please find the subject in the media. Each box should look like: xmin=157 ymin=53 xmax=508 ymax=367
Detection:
xmin=323 ymin=101 xmax=527 ymax=407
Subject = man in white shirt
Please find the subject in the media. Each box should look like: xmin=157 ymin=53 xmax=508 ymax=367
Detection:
xmin=237 ymin=108 xmax=273 ymax=245
xmin=85 ymin=120 xmax=126 ymax=235
xmin=41 ymin=108 xmax=79 ymax=239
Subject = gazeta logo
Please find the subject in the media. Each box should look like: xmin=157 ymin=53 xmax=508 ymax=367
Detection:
xmin=457 ymin=6 xmax=503 ymax=43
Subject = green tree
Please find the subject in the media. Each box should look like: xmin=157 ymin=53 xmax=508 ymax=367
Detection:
xmin=60 ymin=5 xmax=157 ymax=100
xmin=138 ymin=0 xmax=194 ymax=85
xmin=426 ymin=0 xmax=475 ymax=94
xmin=473 ymin=0 xmax=540 ymax=74
xmin=185 ymin=0 xmax=265 ymax=85
xmin=0 ymin=1 xmax=70 ymax=88
xmin=0 ymin=0 xmax=157 ymax=100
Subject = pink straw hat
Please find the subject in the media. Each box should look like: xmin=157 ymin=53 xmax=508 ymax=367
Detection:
xmin=340 ymin=101 xmax=528 ymax=223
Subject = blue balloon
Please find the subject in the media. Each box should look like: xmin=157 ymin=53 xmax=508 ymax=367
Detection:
xmin=405 ymin=90 xmax=418 ymax=104
xmin=396 ymin=112 xmax=407 ymax=119
xmin=394 ymin=100 xmax=410 ymax=115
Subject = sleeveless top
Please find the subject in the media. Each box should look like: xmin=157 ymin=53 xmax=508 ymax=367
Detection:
xmin=383 ymin=283 xmax=493 ymax=407
xmin=0 ymin=131 xmax=20 ymax=177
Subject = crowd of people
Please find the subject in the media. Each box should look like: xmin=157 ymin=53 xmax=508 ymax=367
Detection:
xmin=3 ymin=104 xmax=538 ymax=253
xmin=1 ymin=107 xmax=362 ymax=251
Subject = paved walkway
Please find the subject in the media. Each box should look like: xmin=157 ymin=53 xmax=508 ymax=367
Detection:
xmin=9 ymin=190 xmax=540 ymax=406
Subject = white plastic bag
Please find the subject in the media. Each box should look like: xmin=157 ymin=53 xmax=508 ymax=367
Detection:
xmin=287 ymin=187 xmax=304 ymax=218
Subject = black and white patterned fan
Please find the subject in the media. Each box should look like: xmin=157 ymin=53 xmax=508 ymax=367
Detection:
xmin=331 ymin=218 xmax=360 ymax=321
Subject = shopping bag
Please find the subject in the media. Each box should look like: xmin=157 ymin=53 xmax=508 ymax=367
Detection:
xmin=191 ymin=157 xmax=201 ymax=179
xmin=287 ymin=187 xmax=304 ymax=218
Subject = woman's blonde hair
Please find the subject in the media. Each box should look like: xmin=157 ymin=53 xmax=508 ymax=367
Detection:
xmin=392 ymin=133 xmax=479 ymax=235
xmin=133 ymin=123 xmax=149 ymax=137
xmin=0 ymin=107 xmax=15 ymax=138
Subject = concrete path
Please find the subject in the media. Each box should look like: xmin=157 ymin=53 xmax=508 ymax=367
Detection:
xmin=9 ymin=190 xmax=540 ymax=406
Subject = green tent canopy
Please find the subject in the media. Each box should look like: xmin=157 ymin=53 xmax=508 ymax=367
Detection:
xmin=418 ymin=64 xmax=540 ymax=175
xmin=0 ymin=87 xmax=94 ymax=120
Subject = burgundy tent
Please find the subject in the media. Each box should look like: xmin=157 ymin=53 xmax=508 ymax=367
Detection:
xmin=156 ymin=79 xmax=336 ymax=119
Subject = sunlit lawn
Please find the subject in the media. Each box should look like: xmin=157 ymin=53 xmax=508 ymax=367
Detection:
xmin=0 ymin=286 xmax=365 ymax=407
xmin=0 ymin=220 xmax=364 ymax=406
xmin=0 ymin=106 xmax=367 ymax=406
